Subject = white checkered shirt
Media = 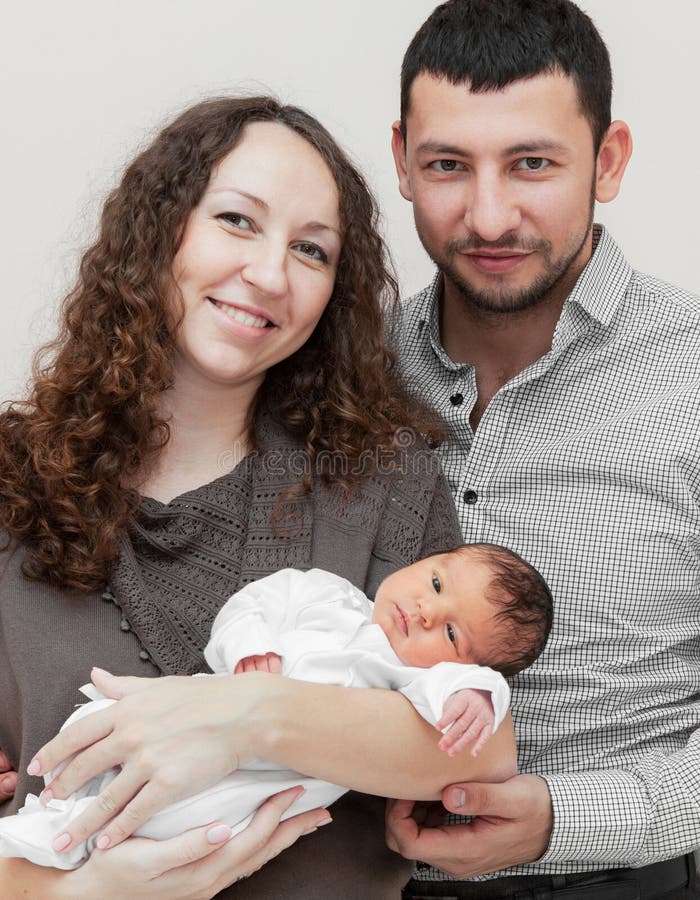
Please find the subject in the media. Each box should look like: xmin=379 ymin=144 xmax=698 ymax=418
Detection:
xmin=395 ymin=225 xmax=700 ymax=880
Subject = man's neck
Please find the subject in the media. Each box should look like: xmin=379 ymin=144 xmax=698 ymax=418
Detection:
xmin=440 ymin=254 xmax=590 ymax=429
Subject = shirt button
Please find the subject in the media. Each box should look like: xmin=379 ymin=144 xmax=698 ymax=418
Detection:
xmin=450 ymin=393 xmax=464 ymax=406
xmin=463 ymin=489 xmax=478 ymax=505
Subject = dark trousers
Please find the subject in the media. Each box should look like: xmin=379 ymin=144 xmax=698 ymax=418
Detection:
xmin=401 ymin=853 xmax=698 ymax=900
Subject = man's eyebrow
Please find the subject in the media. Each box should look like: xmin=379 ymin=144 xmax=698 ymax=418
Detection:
xmin=503 ymin=140 xmax=570 ymax=157
xmin=416 ymin=141 xmax=471 ymax=157
xmin=415 ymin=139 xmax=571 ymax=158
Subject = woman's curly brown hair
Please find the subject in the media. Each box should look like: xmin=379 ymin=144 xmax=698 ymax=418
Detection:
xmin=0 ymin=96 xmax=442 ymax=592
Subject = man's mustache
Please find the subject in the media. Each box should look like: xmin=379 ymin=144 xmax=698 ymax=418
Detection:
xmin=447 ymin=235 xmax=552 ymax=254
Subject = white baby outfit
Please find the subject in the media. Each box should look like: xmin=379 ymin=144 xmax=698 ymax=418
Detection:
xmin=0 ymin=568 xmax=509 ymax=868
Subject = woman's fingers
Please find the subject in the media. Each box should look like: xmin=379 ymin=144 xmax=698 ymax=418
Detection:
xmin=90 ymin=668 xmax=161 ymax=700
xmin=29 ymin=706 xmax=115 ymax=780
xmin=49 ymin=769 xmax=149 ymax=853
xmin=177 ymin=788 xmax=332 ymax=893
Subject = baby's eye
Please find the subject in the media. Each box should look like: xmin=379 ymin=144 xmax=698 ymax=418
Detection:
xmin=446 ymin=623 xmax=457 ymax=644
xmin=432 ymin=574 xmax=441 ymax=593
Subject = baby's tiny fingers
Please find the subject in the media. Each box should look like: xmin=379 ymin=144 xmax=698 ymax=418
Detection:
xmin=469 ymin=724 xmax=493 ymax=758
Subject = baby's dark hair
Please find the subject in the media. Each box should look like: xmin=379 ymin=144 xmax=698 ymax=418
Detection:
xmin=455 ymin=543 xmax=553 ymax=676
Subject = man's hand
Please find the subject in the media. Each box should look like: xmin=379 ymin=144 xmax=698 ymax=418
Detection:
xmin=386 ymin=775 xmax=553 ymax=878
xmin=0 ymin=748 xmax=17 ymax=801
xmin=234 ymin=653 xmax=282 ymax=674
xmin=436 ymin=689 xmax=494 ymax=757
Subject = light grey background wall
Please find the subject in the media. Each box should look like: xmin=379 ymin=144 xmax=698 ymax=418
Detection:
xmin=2 ymin=0 xmax=698 ymax=399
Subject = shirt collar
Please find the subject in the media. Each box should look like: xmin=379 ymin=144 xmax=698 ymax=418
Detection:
xmin=416 ymin=224 xmax=633 ymax=365
xmin=564 ymin=224 xmax=633 ymax=328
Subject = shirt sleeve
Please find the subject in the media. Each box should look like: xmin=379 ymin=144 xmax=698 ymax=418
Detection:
xmin=395 ymin=661 xmax=510 ymax=730
xmin=540 ymin=727 xmax=700 ymax=865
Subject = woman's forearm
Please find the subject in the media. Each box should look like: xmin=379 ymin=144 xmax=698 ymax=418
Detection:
xmin=0 ymin=857 xmax=74 ymax=899
xmin=248 ymin=676 xmax=517 ymax=800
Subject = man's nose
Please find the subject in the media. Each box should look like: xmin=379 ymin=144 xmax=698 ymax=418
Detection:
xmin=464 ymin=172 xmax=522 ymax=242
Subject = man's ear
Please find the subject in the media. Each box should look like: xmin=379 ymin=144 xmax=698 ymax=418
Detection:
xmin=595 ymin=120 xmax=633 ymax=203
xmin=391 ymin=120 xmax=413 ymax=201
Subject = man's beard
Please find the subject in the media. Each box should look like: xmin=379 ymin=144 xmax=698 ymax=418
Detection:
xmin=420 ymin=190 xmax=595 ymax=315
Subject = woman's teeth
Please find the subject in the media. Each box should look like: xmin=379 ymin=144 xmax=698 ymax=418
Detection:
xmin=212 ymin=300 xmax=269 ymax=328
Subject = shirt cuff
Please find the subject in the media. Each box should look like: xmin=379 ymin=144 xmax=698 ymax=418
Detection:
xmin=540 ymin=769 xmax=648 ymax=865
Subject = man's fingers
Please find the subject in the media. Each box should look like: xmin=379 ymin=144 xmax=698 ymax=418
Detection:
xmin=442 ymin=780 xmax=509 ymax=816
xmin=0 ymin=748 xmax=14 ymax=772
xmin=0 ymin=770 xmax=17 ymax=799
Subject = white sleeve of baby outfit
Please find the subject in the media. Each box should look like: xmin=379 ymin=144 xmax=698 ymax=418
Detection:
xmin=395 ymin=661 xmax=510 ymax=730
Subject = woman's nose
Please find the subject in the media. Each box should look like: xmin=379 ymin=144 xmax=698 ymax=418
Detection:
xmin=241 ymin=241 xmax=289 ymax=297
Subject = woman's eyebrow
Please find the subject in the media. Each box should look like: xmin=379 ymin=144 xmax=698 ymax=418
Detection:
xmin=207 ymin=188 xmax=341 ymax=238
xmin=209 ymin=186 xmax=268 ymax=209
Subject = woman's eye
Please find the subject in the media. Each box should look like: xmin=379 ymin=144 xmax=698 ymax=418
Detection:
xmin=218 ymin=212 xmax=254 ymax=231
xmin=294 ymin=242 xmax=328 ymax=263
xmin=429 ymin=160 xmax=464 ymax=173
xmin=446 ymin=623 xmax=456 ymax=644
xmin=432 ymin=574 xmax=441 ymax=593
xmin=515 ymin=157 xmax=551 ymax=172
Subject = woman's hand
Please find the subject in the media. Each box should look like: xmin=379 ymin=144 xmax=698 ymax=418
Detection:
xmin=59 ymin=787 xmax=328 ymax=900
xmin=0 ymin=748 xmax=17 ymax=801
xmin=30 ymin=668 xmax=272 ymax=856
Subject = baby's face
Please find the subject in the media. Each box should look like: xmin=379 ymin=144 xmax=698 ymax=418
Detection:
xmin=372 ymin=551 xmax=497 ymax=668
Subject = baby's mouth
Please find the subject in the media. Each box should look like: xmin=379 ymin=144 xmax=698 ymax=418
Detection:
xmin=395 ymin=604 xmax=409 ymax=636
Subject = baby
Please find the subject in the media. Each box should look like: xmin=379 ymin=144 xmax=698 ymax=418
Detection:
xmin=0 ymin=543 xmax=552 ymax=869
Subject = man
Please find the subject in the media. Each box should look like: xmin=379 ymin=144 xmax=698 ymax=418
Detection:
xmin=387 ymin=1 xmax=700 ymax=898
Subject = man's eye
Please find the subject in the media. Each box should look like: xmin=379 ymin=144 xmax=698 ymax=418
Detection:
xmin=429 ymin=160 xmax=464 ymax=172
xmin=446 ymin=623 xmax=456 ymax=644
xmin=432 ymin=574 xmax=441 ymax=593
xmin=514 ymin=157 xmax=551 ymax=172
xmin=294 ymin=242 xmax=328 ymax=263
xmin=218 ymin=212 xmax=254 ymax=231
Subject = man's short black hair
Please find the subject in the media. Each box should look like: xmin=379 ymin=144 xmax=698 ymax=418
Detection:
xmin=455 ymin=543 xmax=554 ymax=677
xmin=401 ymin=0 xmax=612 ymax=151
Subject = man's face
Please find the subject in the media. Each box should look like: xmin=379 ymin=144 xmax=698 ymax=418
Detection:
xmin=393 ymin=71 xmax=599 ymax=314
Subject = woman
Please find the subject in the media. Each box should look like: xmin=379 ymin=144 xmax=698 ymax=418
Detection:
xmin=0 ymin=96 xmax=515 ymax=898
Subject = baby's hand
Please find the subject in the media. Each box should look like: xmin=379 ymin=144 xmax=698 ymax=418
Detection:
xmin=436 ymin=688 xmax=495 ymax=757
xmin=233 ymin=652 xmax=283 ymax=674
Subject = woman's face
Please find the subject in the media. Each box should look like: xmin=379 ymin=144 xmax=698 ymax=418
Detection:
xmin=171 ymin=121 xmax=342 ymax=397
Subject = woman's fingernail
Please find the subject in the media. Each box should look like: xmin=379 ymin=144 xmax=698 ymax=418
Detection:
xmin=53 ymin=832 xmax=71 ymax=851
xmin=40 ymin=789 xmax=53 ymax=804
xmin=27 ymin=759 xmax=41 ymax=776
xmin=96 ymin=834 xmax=111 ymax=849
xmin=316 ymin=815 xmax=332 ymax=827
xmin=207 ymin=824 xmax=232 ymax=844
xmin=301 ymin=826 xmax=317 ymax=836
